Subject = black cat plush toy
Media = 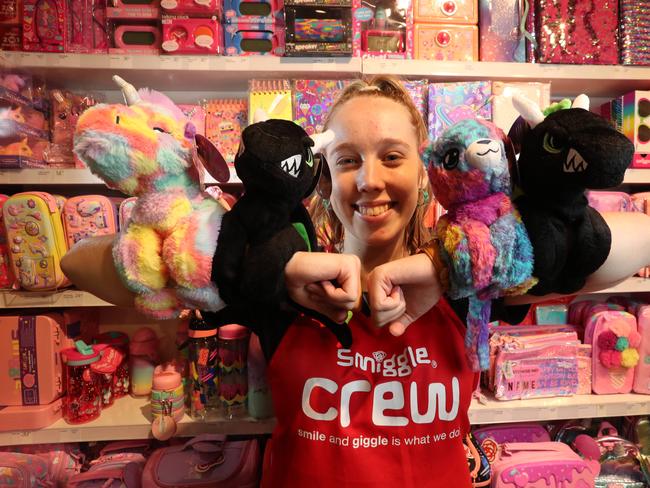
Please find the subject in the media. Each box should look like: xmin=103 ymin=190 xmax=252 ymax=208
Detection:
xmin=509 ymin=94 xmax=634 ymax=295
xmin=207 ymin=118 xmax=352 ymax=350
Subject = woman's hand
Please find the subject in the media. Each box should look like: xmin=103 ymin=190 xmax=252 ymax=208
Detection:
xmin=367 ymin=253 xmax=443 ymax=336
xmin=285 ymin=251 xmax=361 ymax=323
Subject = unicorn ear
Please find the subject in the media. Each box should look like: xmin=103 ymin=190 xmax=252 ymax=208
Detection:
xmin=253 ymin=108 xmax=269 ymax=123
xmin=571 ymin=94 xmax=590 ymax=111
xmin=512 ymin=93 xmax=545 ymax=129
xmin=310 ymin=129 xmax=335 ymax=154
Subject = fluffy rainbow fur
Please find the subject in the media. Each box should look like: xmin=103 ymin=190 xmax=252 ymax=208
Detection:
xmin=74 ymin=89 xmax=226 ymax=319
xmin=424 ymin=118 xmax=537 ymax=371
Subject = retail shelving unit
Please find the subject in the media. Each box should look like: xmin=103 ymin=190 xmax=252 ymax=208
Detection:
xmin=2 ymin=52 xmax=650 ymax=445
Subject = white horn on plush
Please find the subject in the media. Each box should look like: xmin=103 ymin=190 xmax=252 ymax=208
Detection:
xmin=512 ymin=93 xmax=545 ymax=129
xmin=253 ymin=108 xmax=269 ymax=123
xmin=113 ymin=75 xmax=141 ymax=105
xmin=311 ymin=129 xmax=335 ymax=154
xmin=571 ymin=94 xmax=590 ymax=111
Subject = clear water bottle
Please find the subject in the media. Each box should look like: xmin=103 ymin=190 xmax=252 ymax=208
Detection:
xmin=218 ymin=324 xmax=250 ymax=419
xmin=188 ymin=313 xmax=220 ymax=420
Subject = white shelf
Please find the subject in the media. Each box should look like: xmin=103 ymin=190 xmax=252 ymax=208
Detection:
xmin=587 ymin=277 xmax=650 ymax=295
xmin=363 ymin=59 xmax=650 ymax=97
xmin=0 ymin=166 xmax=241 ymax=185
xmin=0 ymin=289 xmax=114 ymax=308
xmin=0 ymin=395 xmax=275 ymax=446
xmin=469 ymin=392 xmax=650 ymax=425
xmin=623 ymin=169 xmax=650 ymax=184
xmin=1 ymin=52 xmax=362 ymax=91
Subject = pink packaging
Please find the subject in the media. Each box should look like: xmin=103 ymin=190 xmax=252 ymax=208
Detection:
xmin=427 ymin=81 xmax=491 ymax=141
xmin=473 ymin=423 xmax=550 ymax=450
xmin=0 ymin=0 xmax=21 ymax=23
xmin=631 ymin=192 xmax=650 ymax=277
xmin=413 ymin=23 xmax=477 ymax=61
xmin=107 ymin=0 xmax=159 ymax=18
xmin=0 ymin=443 xmax=83 ymax=486
xmin=0 ymin=24 xmax=21 ymax=50
xmin=110 ymin=24 xmax=161 ymax=54
xmin=633 ymin=305 xmax=650 ymax=394
xmin=22 ymin=0 xmax=66 ymax=52
xmin=585 ymin=310 xmax=639 ymax=395
xmin=204 ymin=98 xmax=247 ymax=165
xmin=402 ymin=79 xmax=427 ymax=125
xmin=161 ymin=16 xmax=221 ymax=54
xmin=292 ymin=79 xmax=350 ymax=136
xmin=177 ymin=104 xmax=205 ymax=137
xmin=414 ymin=0 xmax=477 ymax=23
xmin=66 ymin=0 xmax=108 ymax=53
xmin=491 ymin=442 xmax=599 ymax=488
xmin=0 ymin=397 xmax=63 ymax=430
xmin=0 ymin=314 xmax=74 ymax=406
xmin=160 ymin=0 xmax=218 ymax=15
xmin=0 ymin=452 xmax=51 ymax=487
xmin=478 ymin=0 xmax=525 ymax=62
xmin=534 ymin=0 xmax=618 ymax=65
xmin=586 ymin=190 xmax=635 ymax=213
xmin=62 ymin=195 xmax=118 ymax=249
xmin=352 ymin=0 xmax=413 ymax=59
xmin=576 ymin=344 xmax=592 ymax=394
xmin=494 ymin=343 xmax=579 ymax=400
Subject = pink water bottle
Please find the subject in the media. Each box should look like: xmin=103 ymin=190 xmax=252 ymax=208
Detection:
xmin=94 ymin=331 xmax=130 ymax=405
xmin=129 ymin=327 xmax=159 ymax=397
xmin=61 ymin=341 xmax=102 ymax=424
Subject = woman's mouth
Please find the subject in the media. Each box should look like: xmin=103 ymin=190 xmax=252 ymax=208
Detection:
xmin=354 ymin=203 xmax=394 ymax=217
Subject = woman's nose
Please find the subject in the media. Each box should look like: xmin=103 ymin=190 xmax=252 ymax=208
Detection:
xmin=356 ymin=159 xmax=385 ymax=192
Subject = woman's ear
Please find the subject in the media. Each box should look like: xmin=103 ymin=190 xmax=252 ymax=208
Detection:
xmin=316 ymin=154 xmax=332 ymax=200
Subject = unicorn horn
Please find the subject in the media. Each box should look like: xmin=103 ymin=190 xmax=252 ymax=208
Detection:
xmin=311 ymin=129 xmax=335 ymax=154
xmin=113 ymin=75 xmax=141 ymax=105
xmin=512 ymin=93 xmax=545 ymax=129
xmin=571 ymin=94 xmax=590 ymax=111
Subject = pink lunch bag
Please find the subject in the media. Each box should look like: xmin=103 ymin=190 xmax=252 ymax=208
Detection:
xmin=473 ymin=423 xmax=550 ymax=455
xmin=490 ymin=442 xmax=599 ymax=488
xmin=0 ymin=443 xmax=83 ymax=487
xmin=141 ymin=434 xmax=260 ymax=488
xmin=0 ymin=451 xmax=53 ymax=487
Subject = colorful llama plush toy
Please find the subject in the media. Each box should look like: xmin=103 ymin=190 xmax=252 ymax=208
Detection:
xmin=424 ymin=118 xmax=537 ymax=371
xmin=74 ymin=76 xmax=231 ymax=319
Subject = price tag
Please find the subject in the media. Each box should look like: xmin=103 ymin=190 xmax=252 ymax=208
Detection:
xmin=37 ymin=169 xmax=49 ymax=177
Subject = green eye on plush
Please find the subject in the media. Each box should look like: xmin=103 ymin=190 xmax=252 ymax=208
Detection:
xmin=306 ymin=149 xmax=313 ymax=168
xmin=543 ymin=132 xmax=564 ymax=154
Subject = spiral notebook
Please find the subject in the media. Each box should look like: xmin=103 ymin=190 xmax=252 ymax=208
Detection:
xmin=248 ymin=79 xmax=293 ymax=124
xmin=293 ymin=79 xmax=350 ymax=135
xmin=204 ymin=98 xmax=247 ymax=166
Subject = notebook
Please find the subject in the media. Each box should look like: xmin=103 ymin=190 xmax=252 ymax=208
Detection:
xmin=204 ymin=98 xmax=247 ymax=166
xmin=248 ymin=79 xmax=292 ymax=124
xmin=292 ymin=79 xmax=350 ymax=135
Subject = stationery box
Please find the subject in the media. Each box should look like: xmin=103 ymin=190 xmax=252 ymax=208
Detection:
xmin=414 ymin=0 xmax=477 ymax=24
xmin=352 ymin=0 xmax=412 ymax=58
xmin=478 ymin=0 xmax=525 ymax=62
xmin=535 ymin=0 xmax=618 ymax=65
xmin=427 ymin=81 xmax=491 ymax=141
xmin=413 ymin=23 xmax=477 ymax=61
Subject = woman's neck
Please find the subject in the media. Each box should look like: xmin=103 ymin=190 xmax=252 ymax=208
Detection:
xmin=342 ymin=236 xmax=408 ymax=286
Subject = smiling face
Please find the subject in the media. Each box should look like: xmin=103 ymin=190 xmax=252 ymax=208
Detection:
xmin=324 ymin=96 xmax=424 ymax=256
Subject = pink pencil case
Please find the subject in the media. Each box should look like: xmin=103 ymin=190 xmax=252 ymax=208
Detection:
xmin=0 ymin=397 xmax=63 ymax=431
xmin=62 ymin=194 xmax=118 ymax=248
xmin=491 ymin=442 xmax=599 ymax=488
xmin=585 ymin=310 xmax=639 ymax=395
xmin=633 ymin=305 xmax=650 ymax=394
xmin=494 ymin=342 xmax=579 ymax=400
xmin=473 ymin=423 xmax=550 ymax=448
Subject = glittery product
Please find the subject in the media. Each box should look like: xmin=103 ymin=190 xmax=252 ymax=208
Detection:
xmin=413 ymin=23 xmax=478 ymax=61
xmin=535 ymin=0 xmax=618 ymax=65
xmin=479 ymin=0 xmax=526 ymax=62
xmin=427 ymin=81 xmax=491 ymax=141
xmin=402 ymin=79 xmax=428 ymax=125
xmin=620 ymin=0 xmax=650 ymax=66
xmin=292 ymin=79 xmax=350 ymax=135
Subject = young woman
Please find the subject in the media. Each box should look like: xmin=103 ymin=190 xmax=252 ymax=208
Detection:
xmin=63 ymin=76 xmax=650 ymax=487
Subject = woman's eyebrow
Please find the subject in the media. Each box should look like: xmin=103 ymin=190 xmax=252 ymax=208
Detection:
xmin=378 ymin=138 xmax=410 ymax=150
xmin=330 ymin=142 xmax=357 ymax=153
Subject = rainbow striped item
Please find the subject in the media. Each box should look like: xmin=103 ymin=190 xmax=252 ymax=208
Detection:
xmin=74 ymin=76 xmax=228 ymax=319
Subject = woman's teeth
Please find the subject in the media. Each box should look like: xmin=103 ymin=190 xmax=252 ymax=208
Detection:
xmin=357 ymin=204 xmax=391 ymax=216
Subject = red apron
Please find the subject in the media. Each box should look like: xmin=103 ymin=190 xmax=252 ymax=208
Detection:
xmin=263 ymin=298 xmax=477 ymax=488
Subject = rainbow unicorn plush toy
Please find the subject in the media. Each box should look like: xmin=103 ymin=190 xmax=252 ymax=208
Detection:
xmin=74 ymin=76 xmax=231 ymax=319
xmin=423 ymin=118 xmax=537 ymax=371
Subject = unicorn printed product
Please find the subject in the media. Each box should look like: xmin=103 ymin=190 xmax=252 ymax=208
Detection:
xmin=427 ymin=81 xmax=491 ymax=141
xmin=218 ymin=324 xmax=250 ymax=419
xmin=61 ymin=341 xmax=103 ymax=424
xmin=94 ymin=331 xmax=130 ymax=402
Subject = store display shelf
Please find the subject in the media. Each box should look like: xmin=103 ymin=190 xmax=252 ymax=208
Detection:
xmin=1 ymin=166 xmax=241 ymax=185
xmin=623 ymin=169 xmax=650 ymax=184
xmin=1 ymin=52 xmax=362 ymax=91
xmin=0 ymin=395 xmax=276 ymax=446
xmin=0 ymin=289 xmax=114 ymax=308
xmin=469 ymin=392 xmax=650 ymax=425
xmin=363 ymin=59 xmax=650 ymax=97
xmin=587 ymin=277 xmax=650 ymax=295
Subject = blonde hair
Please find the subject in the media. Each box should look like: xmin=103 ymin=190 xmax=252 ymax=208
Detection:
xmin=310 ymin=75 xmax=433 ymax=255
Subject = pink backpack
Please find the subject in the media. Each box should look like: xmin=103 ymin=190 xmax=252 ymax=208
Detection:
xmin=67 ymin=440 xmax=150 ymax=488
xmin=0 ymin=443 xmax=83 ymax=486
xmin=0 ymin=451 xmax=53 ymax=487
xmin=473 ymin=423 xmax=550 ymax=451
xmin=141 ymin=434 xmax=260 ymax=488
xmin=490 ymin=442 xmax=599 ymax=487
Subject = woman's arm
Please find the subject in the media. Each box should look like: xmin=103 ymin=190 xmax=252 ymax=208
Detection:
xmin=60 ymin=235 xmax=135 ymax=307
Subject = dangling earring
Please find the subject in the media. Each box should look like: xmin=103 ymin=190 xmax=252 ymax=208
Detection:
xmin=417 ymin=188 xmax=430 ymax=207
xmin=322 ymin=198 xmax=330 ymax=211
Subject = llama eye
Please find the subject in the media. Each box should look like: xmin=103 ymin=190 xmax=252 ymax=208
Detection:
xmin=543 ymin=132 xmax=564 ymax=154
xmin=442 ymin=148 xmax=460 ymax=170
xmin=153 ymin=127 xmax=167 ymax=133
xmin=115 ymin=115 xmax=120 ymax=124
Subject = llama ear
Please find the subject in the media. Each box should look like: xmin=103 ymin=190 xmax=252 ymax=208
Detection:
xmin=512 ymin=94 xmax=545 ymax=128
xmin=571 ymin=94 xmax=590 ymax=111
xmin=195 ymin=134 xmax=230 ymax=183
